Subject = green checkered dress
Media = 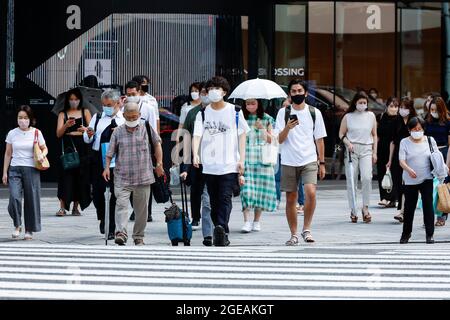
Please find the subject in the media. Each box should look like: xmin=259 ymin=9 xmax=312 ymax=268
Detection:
xmin=241 ymin=113 xmax=277 ymax=212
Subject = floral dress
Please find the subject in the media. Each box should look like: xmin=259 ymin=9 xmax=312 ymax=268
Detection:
xmin=240 ymin=113 xmax=277 ymax=212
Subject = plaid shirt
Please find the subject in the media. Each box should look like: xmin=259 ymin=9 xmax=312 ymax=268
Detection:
xmin=245 ymin=114 xmax=275 ymax=165
xmin=107 ymin=122 xmax=161 ymax=187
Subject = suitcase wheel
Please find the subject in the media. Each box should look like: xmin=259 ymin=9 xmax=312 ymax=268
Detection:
xmin=184 ymin=240 xmax=191 ymax=246
xmin=171 ymin=240 xmax=179 ymax=246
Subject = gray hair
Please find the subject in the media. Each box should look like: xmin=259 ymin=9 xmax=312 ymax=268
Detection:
xmin=123 ymin=102 xmax=140 ymax=113
xmin=101 ymin=89 xmax=121 ymax=102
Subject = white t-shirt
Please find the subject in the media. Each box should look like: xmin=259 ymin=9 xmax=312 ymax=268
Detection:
xmin=141 ymin=93 xmax=160 ymax=120
xmin=83 ymin=111 xmax=125 ymax=151
xmin=5 ymin=127 xmax=46 ymax=167
xmin=193 ymin=103 xmax=251 ymax=175
xmin=179 ymin=103 xmax=196 ymax=125
xmin=275 ymin=105 xmax=327 ymax=167
xmin=399 ymin=136 xmax=436 ymax=185
xmin=139 ymin=100 xmax=158 ymax=130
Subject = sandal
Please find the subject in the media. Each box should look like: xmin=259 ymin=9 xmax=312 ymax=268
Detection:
xmin=378 ymin=199 xmax=388 ymax=206
xmin=384 ymin=201 xmax=396 ymax=208
xmin=301 ymin=230 xmax=315 ymax=243
xmin=72 ymin=208 xmax=81 ymax=216
xmin=56 ymin=209 xmax=66 ymax=217
xmin=362 ymin=210 xmax=372 ymax=223
xmin=350 ymin=213 xmax=358 ymax=223
xmin=435 ymin=218 xmax=446 ymax=227
xmin=394 ymin=212 xmax=404 ymax=223
xmin=285 ymin=234 xmax=299 ymax=246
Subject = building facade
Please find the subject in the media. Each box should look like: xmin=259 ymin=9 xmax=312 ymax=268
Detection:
xmin=1 ymin=1 xmax=449 ymax=181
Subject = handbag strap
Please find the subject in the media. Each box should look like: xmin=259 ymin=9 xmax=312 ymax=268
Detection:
xmin=61 ymin=136 xmax=77 ymax=155
xmin=427 ymin=136 xmax=434 ymax=153
xmin=34 ymin=129 xmax=39 ymax=144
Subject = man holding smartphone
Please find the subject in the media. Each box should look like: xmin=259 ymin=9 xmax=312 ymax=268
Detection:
xmin=275 ymin=79 xmax=327 ymax=245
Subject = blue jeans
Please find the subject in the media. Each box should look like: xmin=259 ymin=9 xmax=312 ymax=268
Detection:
xmin=275 ymin=154 xmax=304 ymax=205
xmin=201 ymin=186 xmax=213 ymax=238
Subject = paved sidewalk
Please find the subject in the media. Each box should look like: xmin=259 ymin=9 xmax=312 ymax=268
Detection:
xmin=1 ymin=181 xmax=449 ymax=246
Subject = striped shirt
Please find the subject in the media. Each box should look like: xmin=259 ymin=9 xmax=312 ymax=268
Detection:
xmin=106 ymin=122 xmax=161 ymax=187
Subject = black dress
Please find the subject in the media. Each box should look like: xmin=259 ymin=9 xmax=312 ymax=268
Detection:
xmin=377 ymin=113 xmax=398 ymax=202
xmin=57 ymin=110 xmax=92 ymax=211
xmin=391 ymin=116 xmax=411 ymax=211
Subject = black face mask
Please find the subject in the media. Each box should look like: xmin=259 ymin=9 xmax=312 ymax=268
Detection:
xmin=141 ymin=84 xmax=149 ymax=93
xmin=291 ymin=94 xmax=305 ymax=105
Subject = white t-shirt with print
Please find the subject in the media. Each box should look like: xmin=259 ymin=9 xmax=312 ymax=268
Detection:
xmin=275 ymin=104 xmax=327 ymax=167
xmin=193 ymin=103 xmax=251 ymax=175
xmin=5 ymin=127 xmax=46 ymax=167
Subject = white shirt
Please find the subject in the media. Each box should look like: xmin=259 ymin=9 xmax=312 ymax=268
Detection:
xmin=83 ymin=111 xmax=125 ymax=151
xmin=141 ymin=93 xmax=160 ymax=120
xmin=345 ymin=111 xmax=376 ymax=145
xmin=275 ymin=104 xmax=327 ymax=167
xmin=138 ymin=100 xmax=158 ymax=130
xmin=193 ymin=103 xmax=250 ymax=175
xmin=399 ymin=136 xmax=436 ymax=185
xmin=179 ymin=103 xmax=197 ymax=125
xmin=6 ymin=127 xmax=46 ymax=167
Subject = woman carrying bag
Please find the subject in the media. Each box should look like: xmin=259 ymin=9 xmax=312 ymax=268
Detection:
xmin=56 ymin=88 xmax=92 ymax=217
xmin=2 ymin=106 xmax=48 ymax=240
xmin=240 ymin=99 xmax=277 ymax=233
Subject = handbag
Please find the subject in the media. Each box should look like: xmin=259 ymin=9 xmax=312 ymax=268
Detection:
xmin=427 ymin=136 xmax=448 ymax=180
xmin=261 ymin=142 xmax=278 ymax=166
xmin=437 ymin=183 xmax=450 ymax=213
xmin=60 ymin=137 xmax=80 ymax=170
xmin=33 ymin=129 xmax=50 ymax=171
xmin=152 ymin=173 xmax=171 ymax=203
xmin=381 ymin=169 xmax=393 ymax=193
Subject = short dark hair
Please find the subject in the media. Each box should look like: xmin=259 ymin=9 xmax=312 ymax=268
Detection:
xmin=400 ymin=97 xmax=417 ymax=118
xmin=125 ymin=80 xmax=140 ymax=91
xmin=407 ymin=116 xmax=426 ymax=131
xmin=17 ymin=105 xmax=36 ymax=127
xmin=347 ymin=92 xmax=369 ymax=114
xmin=188 ymin=82 xmax=203 ymax=102
xmin=287 ymin=79 xmax=308 ymax=94
xmin=64 ymin=88 xmax=83 ymax=112
xmin=132 ymin=75 xmax=150 ymax=85
xmin=242 ymin=99 xmax=265 ymax=120
xmin=369 ymin=88 xmax=378 ymax=94
xmin=386 ymin=96 xmax=399 ymax=108
xmin=205 ymin=76 xmax=230 ymax=94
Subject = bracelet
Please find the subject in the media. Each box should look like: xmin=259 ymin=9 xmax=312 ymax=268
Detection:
xmin=319 ymin=161 xmax=325 ymax=165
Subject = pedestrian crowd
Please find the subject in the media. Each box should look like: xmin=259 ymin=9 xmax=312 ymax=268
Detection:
xmin=2 ymin=75 xmax=449 ymax=246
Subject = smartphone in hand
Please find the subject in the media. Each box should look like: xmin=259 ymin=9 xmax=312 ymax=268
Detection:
xmin=289 ymin=114 xmax=298 ymax=122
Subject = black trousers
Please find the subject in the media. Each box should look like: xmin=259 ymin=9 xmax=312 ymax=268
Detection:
xmin=91 ymin=151 xmax=116 ymax=233
xmin=391 ymin=160 xmax=404 ymax=210
xmin=402 ymin=179 xmax=435 ymax=238
xmin=205 ymin=173 xmax=237 ymax=234
xmin=189 ymin=165 xmax=206 ymax=222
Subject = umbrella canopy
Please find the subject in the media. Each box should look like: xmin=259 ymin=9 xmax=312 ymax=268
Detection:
xmin=347 ymin=150 xmax=357 ymax=214
xmin=52 ymin=86 xmax=103 ymax=116
xmin=228 ymin=78 xmax=287 ymax=100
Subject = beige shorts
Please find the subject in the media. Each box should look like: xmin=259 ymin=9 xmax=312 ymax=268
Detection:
xmin=281 ymin=162 xmax=318 ymax=192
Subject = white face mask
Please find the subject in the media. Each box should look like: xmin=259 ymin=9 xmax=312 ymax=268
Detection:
xmin=126 ymin=96 xmax=140 ymax=104
xmin=411 ymin=131 xmax=424 ymax=140
xmin=125 ymin=119 xmax=140 ymax=128
xmin=399 ymin=108 xmax=410 ymax=118
xmin=69 ymin=100 xmax=80 ymax=109
xmin=191 ymin=92 xmax=200 ymax=101
xmin=208 ymin=89 xmax=224 ymax=103
xmin=200 ymin=95 xmax=210 ymax=105
xmin=356 ymin=103 xmax=367 ymax=112
xmin=431 ymin=112 xmax=439 ymax=119
xmin=18 ymin=119 xmax=30 ymax=129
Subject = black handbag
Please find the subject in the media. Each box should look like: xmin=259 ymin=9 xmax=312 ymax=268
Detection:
xmin=60 ymin=137 xmax=80 ymax=170
xmin=152 ymin=173 xmax=171 ymax=204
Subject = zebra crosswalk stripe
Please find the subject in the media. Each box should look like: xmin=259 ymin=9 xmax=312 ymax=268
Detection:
xmin=0 ymin=244 xmax=449 ymax=299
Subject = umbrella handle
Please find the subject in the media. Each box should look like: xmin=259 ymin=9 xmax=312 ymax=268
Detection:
xmin=348 ymin=150 xmax=353 ymax=163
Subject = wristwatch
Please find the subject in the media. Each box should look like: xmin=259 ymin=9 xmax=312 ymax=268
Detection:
xmin=155 ymin=163 xmax=162 ymax=168
xmin=319 ymin=161 xmax=325 ymax=165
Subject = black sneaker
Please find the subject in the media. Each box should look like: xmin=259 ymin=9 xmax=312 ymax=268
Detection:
xmin=426 ymin=236 xmax=435 ymax=244
xmin=107 ymin=232 xmax=115 ymax=240
xmin=147 ymin=215 xmax=153 ymax=222
xmin=99 ymin=221 xmax=105 ymax=235
xmin=129 ymin=212 xmax=135 ymax=221
xmin=213 ymin=226 xmax=226 ymax=246
xmin=202 ymin=236 xmax=213 ymax=246
xmin=224 ymin=233 xmax=230 ymax=247
xmin=192 ymin=220 xmax=200 ymax=230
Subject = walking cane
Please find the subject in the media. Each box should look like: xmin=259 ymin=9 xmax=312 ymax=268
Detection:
xmin=104 ymin=184 xmax=111 ymax=246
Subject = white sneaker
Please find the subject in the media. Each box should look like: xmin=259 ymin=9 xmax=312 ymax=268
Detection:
xmin=12 ymin=227 xmax=21 ymax=239
xmin=252 ymin=222 xmax=261 ymax=232
xmin=241 ymin=221 xmax=253 ymax=233
xmin=24 ymin=232 xmax=33 ymax=241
